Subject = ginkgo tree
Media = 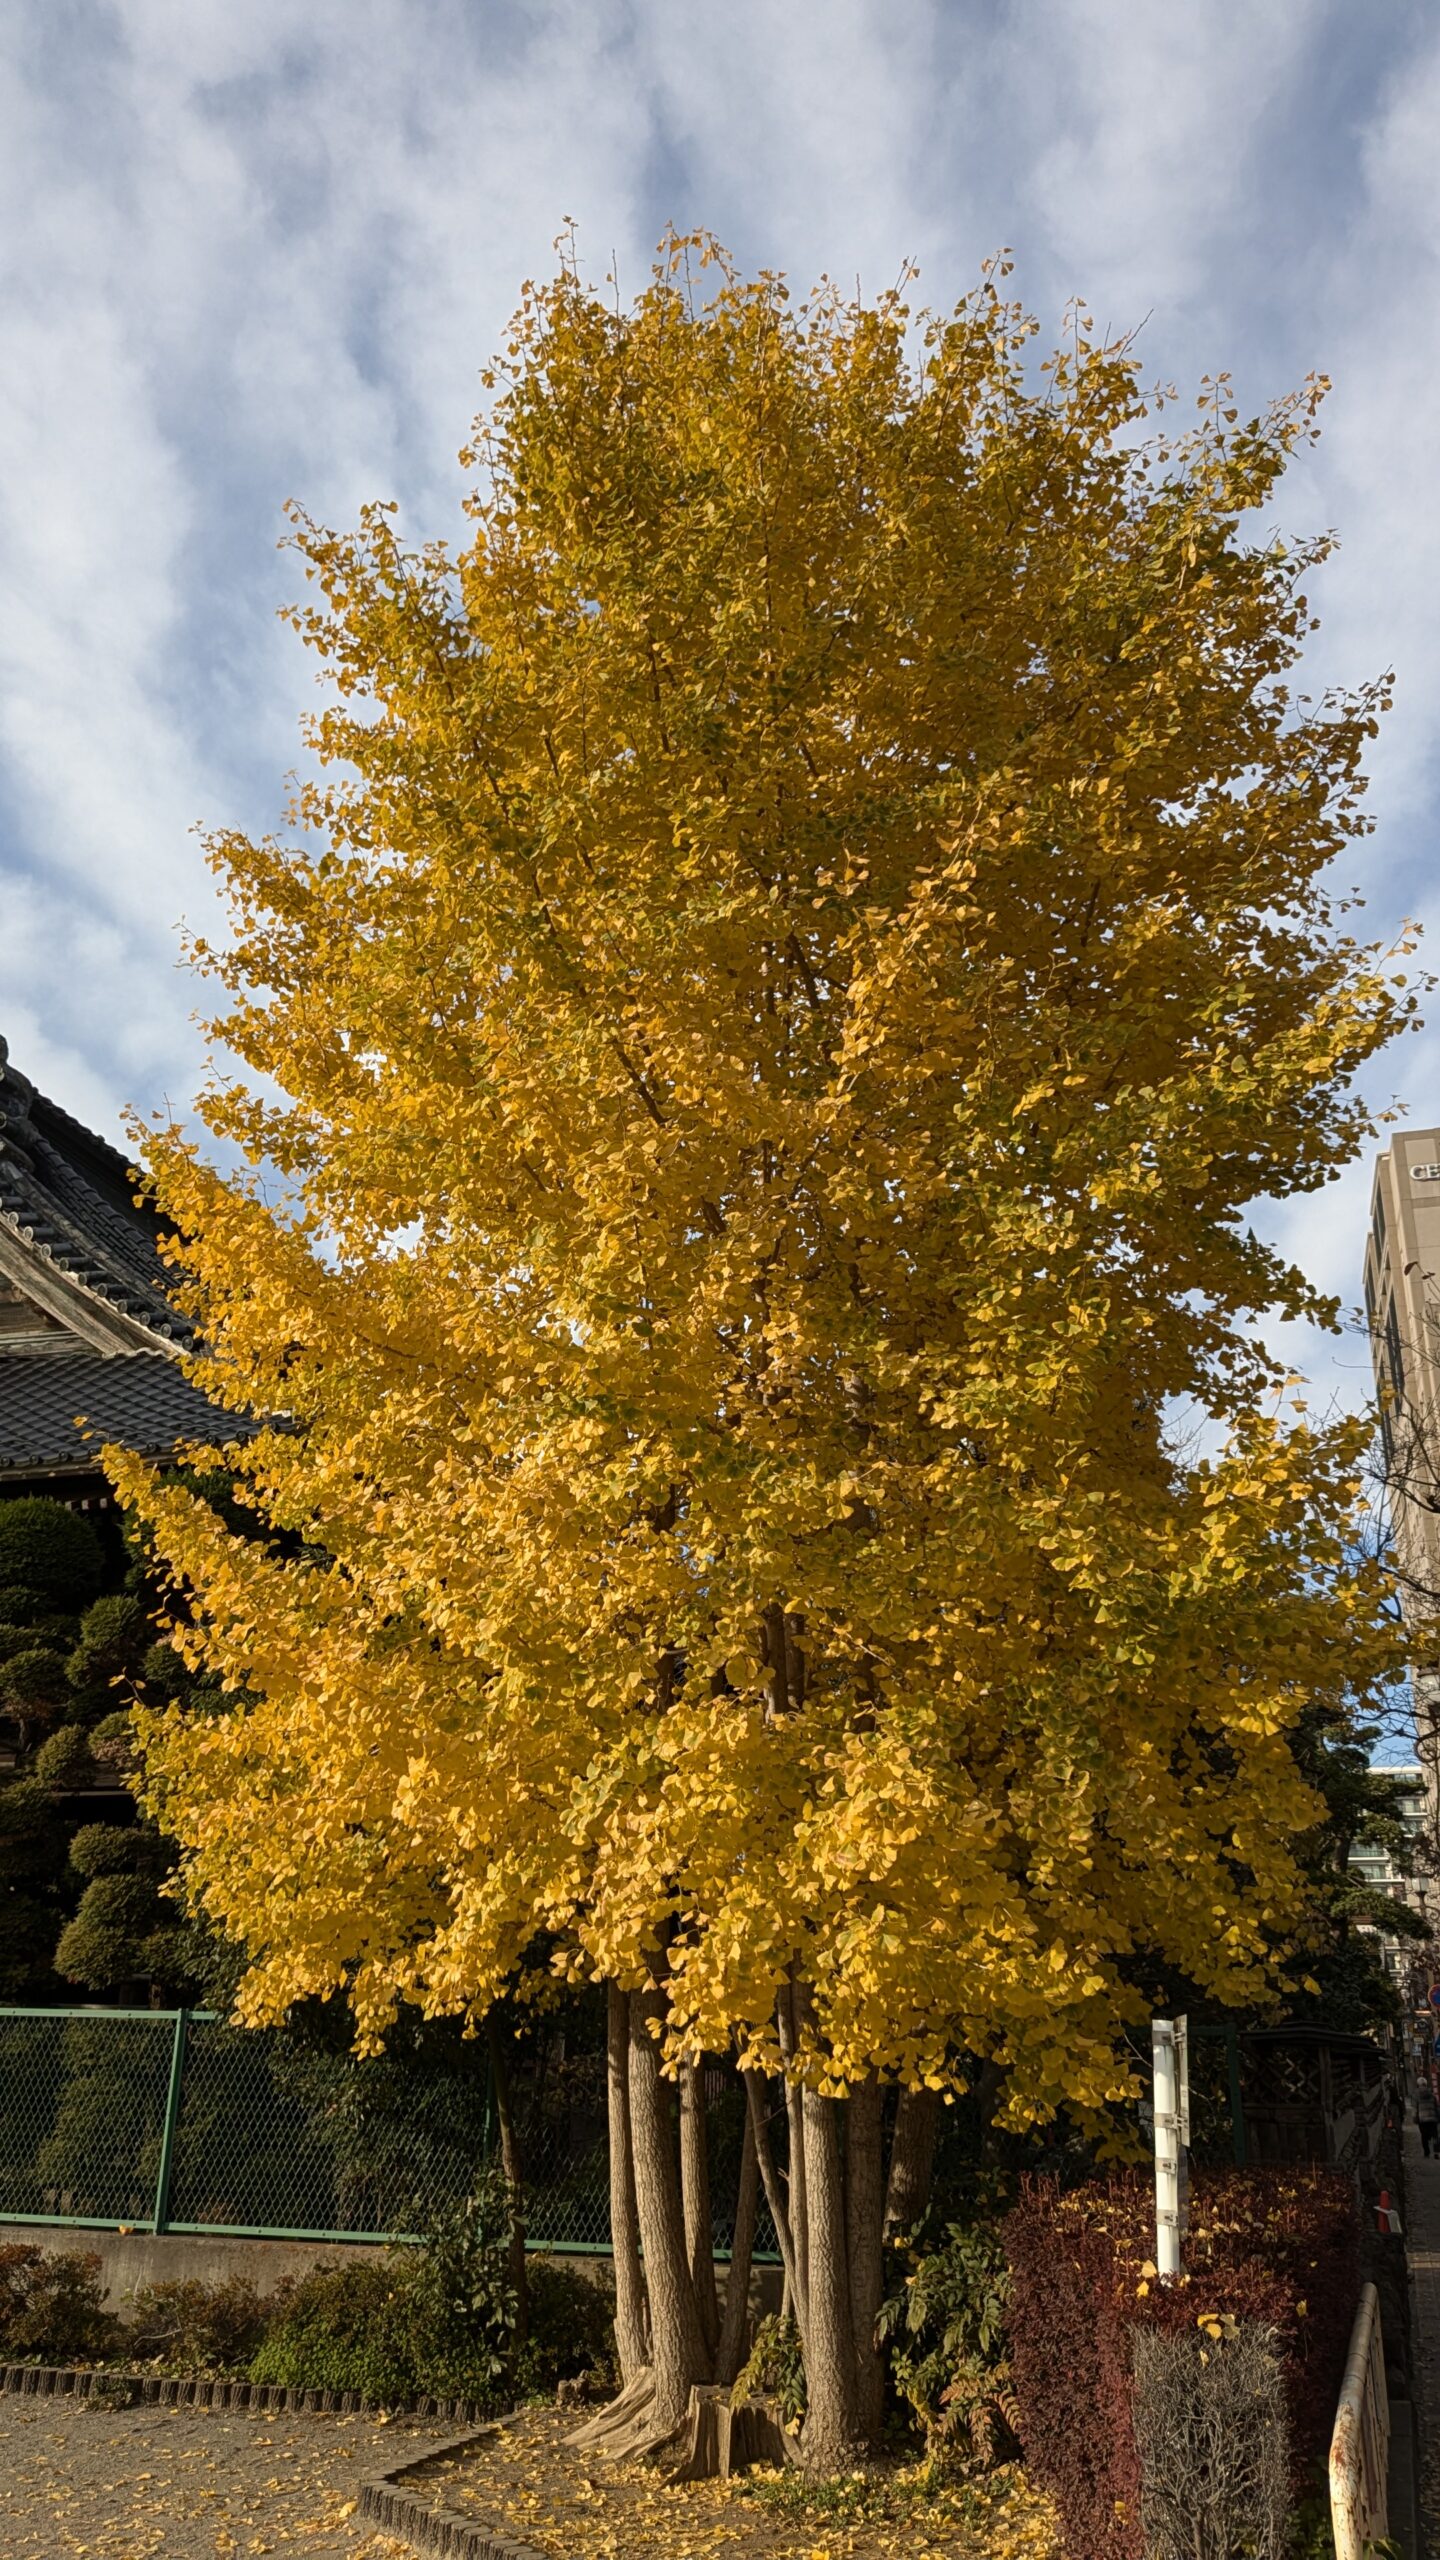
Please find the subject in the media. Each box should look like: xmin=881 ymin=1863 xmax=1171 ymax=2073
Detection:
xmin=113 ymin=237 xmax=1409 ymax=2473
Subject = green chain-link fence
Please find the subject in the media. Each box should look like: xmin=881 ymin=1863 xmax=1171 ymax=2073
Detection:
xmin=0 ymin=2004 xmax=774 ymax=2254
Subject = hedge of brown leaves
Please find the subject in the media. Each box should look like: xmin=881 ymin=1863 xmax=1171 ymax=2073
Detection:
xmin=1003 ymin=2166 xmax=1359 ymax=2560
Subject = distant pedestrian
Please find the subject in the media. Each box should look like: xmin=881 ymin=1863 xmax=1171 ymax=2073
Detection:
xmin=1417 ymin=2080 xmax=1437 ymax=2157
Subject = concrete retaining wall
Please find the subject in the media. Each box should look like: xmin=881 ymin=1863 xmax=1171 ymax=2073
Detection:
xmin=0 ymin=2220 xmax=393 ymax=2304
xmin=0 ymin=2222 xmax=779 ymax=2318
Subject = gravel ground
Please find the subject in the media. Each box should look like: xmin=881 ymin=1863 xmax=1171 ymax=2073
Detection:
xmin=0 ymin=2397 xmax=453 ymax=2558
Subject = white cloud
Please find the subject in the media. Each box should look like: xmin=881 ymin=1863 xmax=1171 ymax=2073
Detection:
xmin=0 ymin=0 xmax=1436 ymax=1391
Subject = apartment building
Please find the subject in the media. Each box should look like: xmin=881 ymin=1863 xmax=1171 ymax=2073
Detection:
xmin=1348 ymin=1758 xmax=1430 ymax=1982
xmin=1364 ymin=1125 xmax=1440 ymax=1878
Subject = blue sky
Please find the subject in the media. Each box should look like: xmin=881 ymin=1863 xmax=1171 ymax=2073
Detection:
xmin=1 ymin=0 xmax=1437 ymax=1436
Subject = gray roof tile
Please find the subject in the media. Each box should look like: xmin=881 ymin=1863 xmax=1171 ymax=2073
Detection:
xmin=0 ymin=1039 xmax=189 ymax=1344
xmin=0 ymin=1347 xmax=236 ymax=1479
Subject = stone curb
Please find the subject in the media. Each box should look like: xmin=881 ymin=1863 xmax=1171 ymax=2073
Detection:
xmin=0 ymin=2360 xmax=490 ymax=2424
xmin=359 ymin=2419 xmax=550 ymax=2560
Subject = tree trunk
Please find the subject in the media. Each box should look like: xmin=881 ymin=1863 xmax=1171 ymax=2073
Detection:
xmin=680 ymin=2061 xmax=721 ymax=2363
xmin=606 ymin=1983 xmax=650 ymax=2384
xmin=883 ymin=2084 xmax=939 ymax=2240
xmin=743 ymin=2069 xmax=807 ymax=2357
xmin=798 ymin=2084 xmax=864 ymax=2471
xmin=844 ymin=2075 xmax=886 ymax=2445
xmin=484 ymin=2013 xmax=529 ymax=2348
xmin=628 ymin=1986 xmax=710 ymax=2435
xmin=776 ymin=1986 xmax=809 ymax=2316
xmin=717 ymin=2099 xmax=760 ymax=2386
xmin=976 ymin=2057 xmax=1009 ymax=2162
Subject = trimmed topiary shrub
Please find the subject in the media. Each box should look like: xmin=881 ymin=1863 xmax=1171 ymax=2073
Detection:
xmin=68 ymin=1821 xmax=163 ymax=1881
xmin=55 ymin=1874 xmax=166 ymax=1990
xmin=140 ymin=1639 xmax=189 ymax=1699
xmin=66 ymin=1593 xmax=148 ymax=1694
xmin=1 ymin=1646 xmax=70 ymax=1721
xmin=88 ymin=1711 xmax=138 ymax=1777
xmin=0 ymin=1500 xmax=105 ymax=1607
xmin=32 ymin=1725 xmax=94 ymax=1788
xmin=0 ymin=2242 xmax=116 ymax=2361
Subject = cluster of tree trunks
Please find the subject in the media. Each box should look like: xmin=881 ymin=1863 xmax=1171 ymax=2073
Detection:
xmin=574 ymin=1977 xmax=939 ymax=2476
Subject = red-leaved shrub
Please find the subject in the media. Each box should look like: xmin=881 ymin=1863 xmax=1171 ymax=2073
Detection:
xmin=1003 ymin=2168 xmax=1358 ymax=2560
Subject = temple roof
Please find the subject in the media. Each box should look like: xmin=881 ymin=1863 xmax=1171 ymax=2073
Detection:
xmin=0 ymin=1037 xmax=237 ymax=1484
xmin=0 ymin=1345 xmax=232 ymax=1479
xmin=0 ymin=1035 xmax=188 ymax=1353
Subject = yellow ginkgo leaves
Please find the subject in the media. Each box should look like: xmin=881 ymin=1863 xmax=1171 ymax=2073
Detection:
xmin=111 ymin=235 xmax=1404 ymax=2144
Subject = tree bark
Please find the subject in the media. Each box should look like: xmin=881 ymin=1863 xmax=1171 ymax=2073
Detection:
xmin=775 ymin=1986 xmax=809 ymax=2318
xmin=798 ymin=2084 xmax=864 ymax=2470
xmin=484 ymin=2013 xmax=529 ymax=2348
xmin=628 ymin=1986 xmax=710 ymax=2434
xmin=606 ymin=1983 xmax=650 ymax=2384
xmin=844 ymin=2075 xmax=886 ymax=2445
xmin=717 ymin=2099 xmax=760 ymax=2386
xmin=680 ymin=2061 xmax=721 ymax=2363
xmin=743 ymin=2068 xmax=807 ymax=2358
xmin=883 ymin=2084 xmax=939 ymax=2240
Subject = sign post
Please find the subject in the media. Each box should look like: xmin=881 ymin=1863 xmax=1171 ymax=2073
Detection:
xmin=1152 ymin=2016 xmax=1188 ymax=2281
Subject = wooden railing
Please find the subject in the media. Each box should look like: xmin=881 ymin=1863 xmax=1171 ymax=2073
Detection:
xmin=1329 ymin=2282 xmax=1390 ymax=2560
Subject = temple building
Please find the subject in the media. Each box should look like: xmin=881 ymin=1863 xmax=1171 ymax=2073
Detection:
xmin=0 ymin=1034 xmax=227 ymax=1503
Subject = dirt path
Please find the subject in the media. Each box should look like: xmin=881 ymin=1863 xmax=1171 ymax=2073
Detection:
xmin=0 ymin=2396 xmax=449 ymax=2558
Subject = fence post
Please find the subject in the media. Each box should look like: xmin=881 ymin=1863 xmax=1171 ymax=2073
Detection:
xmin=152 ymin=2009 xmax=189 ymax=2235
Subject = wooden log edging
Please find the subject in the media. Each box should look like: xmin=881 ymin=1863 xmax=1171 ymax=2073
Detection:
xmin=0 ymin=2360 xmax=491 ymax=2424
xmin=358 ymin=2419 xmax=550 ymax=2560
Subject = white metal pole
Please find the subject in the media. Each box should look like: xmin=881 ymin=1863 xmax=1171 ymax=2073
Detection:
xmin=1153 ymin=2016 xmax=1181 ymax=2282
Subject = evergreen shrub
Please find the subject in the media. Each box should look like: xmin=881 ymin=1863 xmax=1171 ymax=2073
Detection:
xmin=877 ymin=2213 xmax=1020 ymax=2469
xmin=735 ymin=2312 xmax=807 ymax=2426
xmin=250 ymin=2234 xmax=614 ymax=2407
xmin=1003 ymin=2168 xmax=1359 ymax=2560
xmin=2 ymin=1647 xmax=70 ymax=1717
xmin=55 ymin=1873 xmax=165 ymax=1989
xmin=66 ymin=1593 xmax=148 ymax=1693
xmin=126 ymin=2275 xmax=269 ymax=2371
xmin=0 ymin=1501 xmax=105 ymax=1606
xmin=526 ymin=2253 xmax=616 ymax=2392
xmin=0 ymin=2243 xmax=115 ymax=2361
xmin=249 ymin=2258 xmax=493 ymax=2405
xmin=88 ymin=1712 xmax=138 ymax=1776
xmin=68 ymin=1822 xmax=159 ymax=1881
xmin=140 ymin=1639 xmax=189 ymax=1698
xmin=32 ymin=1725 xmax=93 ymax=1788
